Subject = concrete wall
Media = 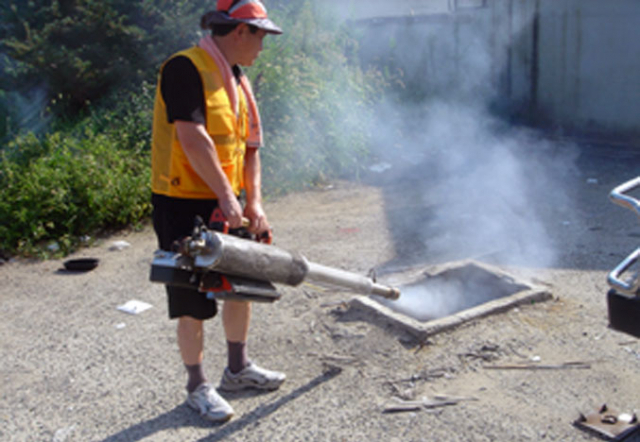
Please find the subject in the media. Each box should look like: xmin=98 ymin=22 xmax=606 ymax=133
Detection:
xmin=535 ymin=0 xmax=640 ymax=138
xmin=325 ymin=0 xmax=450 ymax=21
xmin=348 ymin=1 xmax=506 ymax=102
xmin=335 ymin=0 xmax=640 ymax=140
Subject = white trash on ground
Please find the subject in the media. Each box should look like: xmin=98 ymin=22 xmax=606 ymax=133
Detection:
xmin=116 ymin=300 xmax=152 ymax=315
xmin=109 ymin=240 xmax=131 ymax=251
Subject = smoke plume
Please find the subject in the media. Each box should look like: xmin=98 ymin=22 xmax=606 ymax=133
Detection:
xmin=319 ymin=3 xmax=584 ymax=317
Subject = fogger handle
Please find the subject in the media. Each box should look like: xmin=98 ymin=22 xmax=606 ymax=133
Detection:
xmin=209 ymin=208 xmax=271 ymax=243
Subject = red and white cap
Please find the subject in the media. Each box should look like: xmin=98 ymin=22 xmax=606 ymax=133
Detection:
xmin=204 ymin=0 xmax=283 ymax=34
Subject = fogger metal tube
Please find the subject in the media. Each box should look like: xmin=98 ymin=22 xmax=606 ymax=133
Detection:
xmin=305 ymin=262 xmax=400 ymax=299
xmin=191 ymin=231 xmax=400 ymax=299
xmin=193 ymin=233 xmax=308 ymax=286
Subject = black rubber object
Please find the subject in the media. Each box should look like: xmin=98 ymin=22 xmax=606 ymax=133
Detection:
xmin=63 ymin=258 xmax=99 ymax=272
xmin=607 ymin=289 xmax=640 ymax=338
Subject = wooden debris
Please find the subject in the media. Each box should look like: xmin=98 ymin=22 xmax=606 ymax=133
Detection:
xmin=413 ymin=339 xmax=433 ymax=354
xmin=390 ymin=368 xmax=451 ymax=384
xmin=483 ymin=361 xmax=591 ymax=370
xmin=383 ymin=395 xmax=478 ymax=414
xmin=383 ymin=400 xmax=424 ymax=413
xmin=319 ymin=300 xmax=350 ymax=309
xmin=303 ymin=289 xmax=318 ymax=299
xmin=618 ymin=340 xmax=639 ymax=346
xmin=302 ymin=282 xmax=328 ymax=293
xmin=318 ymin=354 xmax=361 ymax=365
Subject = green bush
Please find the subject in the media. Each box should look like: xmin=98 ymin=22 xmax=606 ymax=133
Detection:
xmin=0 ymin=123 xmax=151 ymax=257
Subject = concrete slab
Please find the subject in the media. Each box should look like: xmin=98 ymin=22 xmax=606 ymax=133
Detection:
xmin=350 ymin=260 xmax=552 ymax=340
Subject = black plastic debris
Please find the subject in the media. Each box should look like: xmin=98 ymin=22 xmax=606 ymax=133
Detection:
xmin=607 ymin=289 xmax=640 ymax=338
xmin=63 ymin=258 xmax=99 ymax=272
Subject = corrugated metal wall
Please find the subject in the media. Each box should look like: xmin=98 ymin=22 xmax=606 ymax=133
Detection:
xmin=353 ymin=3 xmax=505 ymax=103
xmin=345 ymin=0 xmax=640 ymax=140
xmin=535 ymin=0 xmax=640 ymax=138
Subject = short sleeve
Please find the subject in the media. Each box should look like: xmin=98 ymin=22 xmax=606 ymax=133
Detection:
xmin=160 ymin=56 xmax=206 ymax=124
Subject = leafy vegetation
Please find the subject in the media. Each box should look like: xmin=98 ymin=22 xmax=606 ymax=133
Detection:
xmin=0 ymin=0 xmax=390 ymax=257
xmin=251 ymin=3 xmax=388 ymax=194
xmin=1 ymin=0 xmax=207 ymax=117
xmin=0 ymin=87 xmax=154 ymax=257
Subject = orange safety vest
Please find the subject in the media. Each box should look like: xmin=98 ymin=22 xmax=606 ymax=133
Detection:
xmin=151 ymin=46 xmax=248 ymax=199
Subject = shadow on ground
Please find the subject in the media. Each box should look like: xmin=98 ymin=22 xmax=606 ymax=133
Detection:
xmin=101 ymin=367 xmax=342 ymax=442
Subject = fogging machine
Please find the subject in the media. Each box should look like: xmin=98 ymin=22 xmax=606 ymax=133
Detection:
xmin=150 ymin=217 xmax=400 ymax=303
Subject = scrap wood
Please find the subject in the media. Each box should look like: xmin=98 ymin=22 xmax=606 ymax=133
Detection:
xmin=413 ymin=338 xmax=434 ymax=354
xmin=307 ymin=352 xmax=361 ymax=365
xmin=426 ymin=394 xmax=479 ymax=408
xmin=302 ymin=281 xmax=328 ymax=293
xmin=318 ymin=354 xmax=361 ymax=365
xmin=319 ymin=300 xmax=350 ymax=309
xmin=618 ymin=340 xmax=639 ymax=346
xmin=390 ymin=368 xmax=451 ymax=384
xmin=483 ymin=361 xmax=591 ymax=370
xmin=303 ymin=289 xmax=318 ymax=299
xmin=383 ymin=399 xmax=423 ymax=413
xmin=383 ymin=395 xmax=478 ymax=413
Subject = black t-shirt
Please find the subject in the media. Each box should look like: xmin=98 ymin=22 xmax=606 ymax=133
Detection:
xmin=160 ymin=56 xmax=206 ymax=124
xmin=160 ymin=55 xmax=243 ymax=125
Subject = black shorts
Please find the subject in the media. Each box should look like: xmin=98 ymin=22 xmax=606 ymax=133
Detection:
xmin=152 ymin=193 xmax=220 ymax=320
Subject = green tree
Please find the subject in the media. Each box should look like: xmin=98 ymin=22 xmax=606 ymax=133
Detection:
xmin=1 ymin=0 xmax=208 ymax=117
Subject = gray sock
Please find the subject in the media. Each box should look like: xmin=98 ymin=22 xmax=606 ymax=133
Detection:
xmin=185 ymin=363 xmax=207 ymax=393
xmin=227 ymin=341 xmax=249 ymax=374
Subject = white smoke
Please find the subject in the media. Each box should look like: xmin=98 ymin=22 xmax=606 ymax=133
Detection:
xmin=385 ymin=278 xmax=470 ymax=321
xmin=404 ymin=101 xmax=580 ymax=267
xmin=316 ymin=3 xmax=585 ymax=317
xmin=335 ymin=5 xmax=582 ymax=271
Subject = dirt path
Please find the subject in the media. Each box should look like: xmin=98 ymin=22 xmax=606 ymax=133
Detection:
xmin=1 ymin=145 xmax=639 ymax=442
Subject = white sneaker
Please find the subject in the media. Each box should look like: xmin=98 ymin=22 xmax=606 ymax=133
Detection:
xmin=219 ymin=363 xmax=286 ymax=392
xmin=186 ymin=383 xmax=234 ymax=423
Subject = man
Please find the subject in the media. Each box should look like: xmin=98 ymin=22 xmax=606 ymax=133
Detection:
xmin=151 ymin=0 xmax=284 ymax=423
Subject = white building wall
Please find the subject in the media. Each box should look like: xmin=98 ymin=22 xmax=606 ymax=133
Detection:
xmin=337 ymin=0 xmax=640 ymax=139
xmin=536 ymin=0 xmax=640 ymax=136
xmin=506 ymin=0 xmax=537 ymax=112
xmin=325 ymin=0 xmax=450 ymax=20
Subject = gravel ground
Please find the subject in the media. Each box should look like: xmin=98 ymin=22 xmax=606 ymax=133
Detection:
xmin=1 ymin=142 xmax=639 ymax=442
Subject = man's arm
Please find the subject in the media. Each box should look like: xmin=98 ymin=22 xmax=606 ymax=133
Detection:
xmin=175 ymin=121 xmax=244 ymax=228
xmin=243 ymin=146 xmax=269 ymax=234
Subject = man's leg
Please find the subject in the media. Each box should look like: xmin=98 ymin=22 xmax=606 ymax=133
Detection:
xmin=222 ymin=300 xmax=251 ymax=374
xmin=153 ymin=196 xmax=232 ymax=421
xmin=222 ymin=300 xmax=251 ymax=343
xmin=220 ymin=300 xmax=285 ymax=391
xmin=178 ymin=316 xmax=204 ymax=364
xmin=178 ymin=315 xmax=234 ymax=422
xmin=177 ymin=316 xmax=206 ymax=391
